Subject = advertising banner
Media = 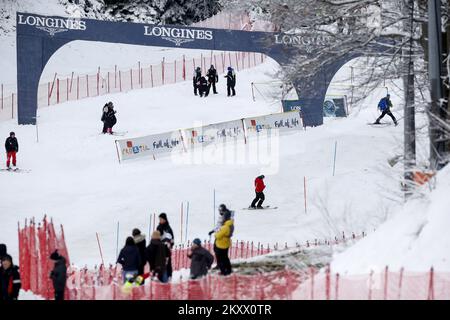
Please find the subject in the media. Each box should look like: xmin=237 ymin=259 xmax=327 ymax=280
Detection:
xmin=244 ymin=111 xmax=303 ymax=135
xmin=116 ymin=130 xmax=184 ymax=161
xmin=183 ymin=119 xmax=245 ymax=149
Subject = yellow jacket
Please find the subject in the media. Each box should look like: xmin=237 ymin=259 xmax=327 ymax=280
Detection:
xmin=214 ymin=220 xmax=234 ymax=249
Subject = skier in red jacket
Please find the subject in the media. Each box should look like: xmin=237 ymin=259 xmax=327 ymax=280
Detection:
xmin=250 ymin=175 xmax=266 ymax=209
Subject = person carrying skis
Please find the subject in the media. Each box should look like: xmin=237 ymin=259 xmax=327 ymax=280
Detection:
xmin=206 ymin=65 xmax=219 ymax=94
xmin=132 ymin=228 xmax=146 ymax=285
xmin=156 ymin=213 xmax=174 ymax=280
xmin=224 ymin=67 xmax=236 ymax=97
xmin=0 ymin=254 xmax=21 ymax=301
xmin=193 ymin=67 xmax=202 ymax=96
xmin=116 ymin=237 xmax=141 ymax=283
xmin=374 ymin=94 xmax=398 ymax=125
xmin=101 ymin=101 xmax=117 ymax=134
xmin=5 ymin=132 xmax=18 ymax=170
xmin=213 ymin=211 xmax=234 ymax=276
xmin=49 ymin=250 xmax=67 ymax=301
xmin=187 ymin=238 xmax=214 ymax=280
xmin=145 ymin=231 xmax=170 ymax=283
xmin=250 ymin=175 xmax=266 ymax=209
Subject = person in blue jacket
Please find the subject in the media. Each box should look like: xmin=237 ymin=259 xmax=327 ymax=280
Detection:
xmin=374 ymin=94 xmax=398 ymax=125
xmin=117 ymin=237 xmax=141 ymax=283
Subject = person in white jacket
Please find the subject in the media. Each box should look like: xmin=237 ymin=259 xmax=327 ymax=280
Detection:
xmin=208 ymin=204 xmax=234 ymax=236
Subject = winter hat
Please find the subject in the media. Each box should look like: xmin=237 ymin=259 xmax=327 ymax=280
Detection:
xmin=50 ymin=250 xmax=61 ymax=261
xmin=1 ymin=254 xmax=13 ymax=263
xmin=218 ymin=204 xmax=227 ymax=215
xmin=0 ymin=244 xmax=7 ymax=256
xmin=151 ymin=231 xmax=161 ymax=240
xmin=192 ymin=238 xmax=202 ymax=246
xmin=132 ymin=228 xmax=141 ymax=237
xmin=259 ymin=175 xmax=265 ymax=179
xmin=227 ymin=67 xmax=232 ymax=71
xmin=159 ymin=213 xmax=168 ymax=222
xmin=9 ymin=132 xmax=15 ymax=137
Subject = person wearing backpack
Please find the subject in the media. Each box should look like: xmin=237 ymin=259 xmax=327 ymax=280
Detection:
xmin=374 ymin=94 xmax=397 ymax=126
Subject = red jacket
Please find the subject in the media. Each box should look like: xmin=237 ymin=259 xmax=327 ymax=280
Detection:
xmin=254 ymin=177 xmax=265 ymax=193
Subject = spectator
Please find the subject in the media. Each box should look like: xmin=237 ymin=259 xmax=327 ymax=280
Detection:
xmin=188 ymin=238 xmax=214 ymax=280
xmin=145 ymin=231 xmax=169 ymax=283
xmin=116 ymin=237 xmax=141 ymax=283
xmin=0 ymin=254 xmax=21 ymax=300
xmin=157 ymin=213 xmax=174 ymax=279
xmin=50 ymin=250 xmax=67 ymax=301
xmin=0 ymin=244 xmax=7 ymax=261
xmin=132 ymin=228 xmax=147 ymax=284
xmin=213 ymin=211 xmax=234 ymax=276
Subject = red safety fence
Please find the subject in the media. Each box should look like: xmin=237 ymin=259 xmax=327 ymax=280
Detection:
xmin=18 ymin=216 xmax=70 ymax=300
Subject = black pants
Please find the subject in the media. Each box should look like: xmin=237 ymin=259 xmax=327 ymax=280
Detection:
xmin=227 ymin=85 xmax=236 ymax=96
xmin=376 ymin=108 xmax=397 ymax=124
xmin=214 ymin=245 xmax=232 ymax=276
xmin=199 ymin=86 xmax=209 ymax=97
xmin=251 ymin=192 xmax=265 ymax=208
xmin=54 ymin=290 xmax=65 ymax=301
xmin=102 ymin=121 xmax=108 ymax=133
xmin=167 ymin=256 xmax=173 ymax=278
xmin=194 ymin=84 xmax=198 ymax=96
xmin=209 ymin=81 xmax=217 ymax=94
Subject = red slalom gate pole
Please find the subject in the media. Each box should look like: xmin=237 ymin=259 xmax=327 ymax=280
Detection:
xmin=325 ymin=265 xmax=330 ymax=300
xmin=182 ymin=55 xmax=186 ymax=81
xmin=180 ymin=202 xmax=184 ymax=243
xmin=428 ymin=267 xmax=435 ymax=300
xmin=383 ymin=266 xmax=388 ymax=300
xmin=47 ymin=82 xmax=50 ymax=106
xmin=57 ymin=78 xmax=60 ymax=104
xmin=96 ymin=232 xmax=105 ymax=266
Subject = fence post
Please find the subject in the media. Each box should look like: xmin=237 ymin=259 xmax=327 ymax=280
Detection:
xmin=86 ymin=75 xmax=89 ymax=97
xmin=130 ymin=68 xmax=133 ymax=90
xmin=397 ymin=267 xmax=404 ymax=300
xmin=66 ymin=78 xmax=69 ymax=101
xmin=140 ymin=68 xmax=143 ymax=89
xmin=335 ymin=273 xmax=339 ymax=300
xmin=1 ymin=83 xmax=3 ymax=109
xmin=138 ymin=61 xmax=141 ymax=85
xmin=150 ymin=66 xmax=154 ymax=88
xmin=119 ymin=71 xmax=122 ymax=92
xmin=114 ymin=65 xmax=117 ymax=88
xmin=325 ymin=265 xmax=330 ymax=299
xmin=57 ymin=78 xmax=60 ymax=104
xmin=11 ymin=93 xmax=14 ymax=119
xmin=162 ymin=58 xmax=165 ymax=85
xmin=368 ymin=270 xmax=373 ymax=300
xmin=107 ymin=72 xmax=110 ymax=93
xmin=182 ymin=55 xmax=186 ymax=81
xmin=383 ymin=266 xmax=388 ymax=300
xmin=97 ymin=67 xmax=100 ymax=96
xmin=48 ymin=82 xmax=50 ymax=106
xmin=427 ymin=267 xmax=435 ymax=300
xmin=174 ymin=60 xmax=177 ymax=83
xmin=310 ymin=267 xmax=315 ymax=300
xmin=76 ymin=76 xmax=79 ymax=100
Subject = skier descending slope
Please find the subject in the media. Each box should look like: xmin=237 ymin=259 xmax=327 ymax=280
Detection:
xmin=374 ymin=94 xmax=398 ymax=126
xmin=250 ymin=175 xmax=266 ymax=209
xmin=5 ymin=132 xmax=18 ymax=170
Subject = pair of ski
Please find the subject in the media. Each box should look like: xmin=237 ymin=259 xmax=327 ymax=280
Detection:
xmin=242 ymin=205 xmax=278 ymax=210
xmin=100 ymin=131 xmax=128 ymax=136
xmin=0 ymin=167 xmax=30 ymax=173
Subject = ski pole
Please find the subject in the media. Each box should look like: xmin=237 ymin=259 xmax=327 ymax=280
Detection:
xmin=332 ymin=141 xmax=337 ymax=176
xmin=185 ymin=201 xmax=189 ymax=242
xmin=115 ymin=222 xmax=120 ymax=261
xmin=96 ymin=232 xmax=105 ymax=266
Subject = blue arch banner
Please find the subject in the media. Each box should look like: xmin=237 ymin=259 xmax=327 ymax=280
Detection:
xmin=16 ymin=12 xmax=384 ymax=126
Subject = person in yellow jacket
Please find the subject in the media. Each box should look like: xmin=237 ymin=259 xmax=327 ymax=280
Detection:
xmin=213 ymin=207 xmax=234 ymax=276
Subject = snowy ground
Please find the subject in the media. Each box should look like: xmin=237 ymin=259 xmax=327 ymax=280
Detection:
xmin=0 ymin=52 xmax=407 ymax=268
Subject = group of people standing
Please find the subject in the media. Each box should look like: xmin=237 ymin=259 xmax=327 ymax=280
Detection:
xmin=117 ymin=205 xmax=235 ymax=287
xmin=193 ymin=65 xmax=236 ymax=98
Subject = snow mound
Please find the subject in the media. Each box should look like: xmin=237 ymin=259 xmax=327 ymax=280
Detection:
xmin=331 ymin=164 xmax=450 ymax=273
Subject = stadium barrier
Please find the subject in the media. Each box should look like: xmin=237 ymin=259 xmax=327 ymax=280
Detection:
xmin=115 ymin=111 xmax=303 ymax=162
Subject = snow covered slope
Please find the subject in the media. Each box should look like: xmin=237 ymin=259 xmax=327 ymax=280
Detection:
xmin=0 ymin=54 xmax=406 ymax=267
xmin=331 ymin=164 xmax=450 ymax=273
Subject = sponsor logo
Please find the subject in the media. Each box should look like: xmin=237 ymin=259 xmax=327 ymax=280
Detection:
xmin=274 ymin=33 xmax=333 ymax=52
xmin=122 ymin=141 xmax=149 ymax=155
xmin=18 ymin=14 xmax=86 ymax=36
xmin=144 ymin=26 xmax=213 ymax=46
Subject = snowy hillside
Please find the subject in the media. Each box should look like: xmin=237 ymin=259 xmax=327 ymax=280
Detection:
xmin=331 ymin=164 xmax=450 ymax=273
xmin=0 ymin=53 xmax=408 ymax=267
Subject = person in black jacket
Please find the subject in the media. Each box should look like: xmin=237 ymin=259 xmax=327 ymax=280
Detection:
xmin=132 ymin=228 xmax=146 ymax=284
xmin=5 ymin=132 xmax=18 ymax=169
xmin=193 ymin=67 xmax=202 ymax=96
xmin=0 ymin=254 xmax=21 ymax=301
xmin=188 ymin=238 xmax=214 ymax=280
xmin=101 ymin=102 xmax=117 ymax=134
xmin=206 ymin=65 xmax=219 ymax=94
xmin=224 ymin=67 xmax=236 ymax=97
xmin=49 ymin=250 xmax=67 ymax=301
xmin=198 ymin=76 xmax=209 ymax=97
xmin=157 ymin=213 xmax=174 ymax=279
xmin=117 ymin=237 xmax=141 ymax=283
xmin=145 ymin=231 xmax=170 ymax=283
